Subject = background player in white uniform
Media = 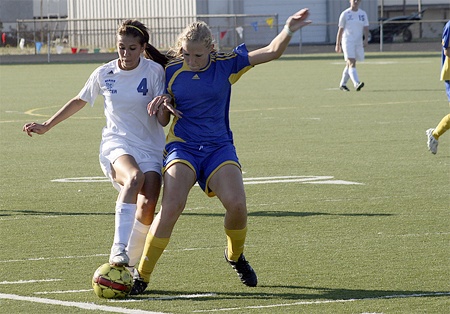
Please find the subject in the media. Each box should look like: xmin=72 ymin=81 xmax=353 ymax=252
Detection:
xmin=23 ymin=20 xmax=171 ymax=268
xmin=335 ymin=0 xmax=369 ymax=91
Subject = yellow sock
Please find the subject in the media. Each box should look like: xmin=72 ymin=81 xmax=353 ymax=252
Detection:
xmin=137 ymin=234 xmax=170 ymax=283
xmin=225 ymin=226 xmax=247 ymax=261
xmin=433 ymin=114 xmax=450 ymax=140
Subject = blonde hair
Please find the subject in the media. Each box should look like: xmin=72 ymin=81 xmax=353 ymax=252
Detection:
xmin=168 ymin=21 xmax=216 ymax=57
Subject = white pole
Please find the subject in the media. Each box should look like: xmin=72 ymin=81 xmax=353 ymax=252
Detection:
xmin=48 ymin=31 xmax=50 ymax=63
xmin=380 ymin=0 xmax=384 ymax=52
xmin=418 ymin=0 xmax=422 ymax=39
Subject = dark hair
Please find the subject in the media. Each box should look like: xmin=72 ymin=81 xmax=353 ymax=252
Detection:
xmin=117 ymin=19 xmax=169 ymax=67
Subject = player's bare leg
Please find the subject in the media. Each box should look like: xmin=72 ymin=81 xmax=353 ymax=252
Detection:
xmin=209 ymin=165 xmax=257 ymax=287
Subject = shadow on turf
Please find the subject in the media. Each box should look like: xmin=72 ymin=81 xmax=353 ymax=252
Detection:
xmin=131 ymin=286 xmax=449 ymax=303
xmin=2 ymin=209 xmax=394 ymax=218
xmin=184 ymin=211 xmax=393 ymax=218
xmin=0 ymin=209 xmax=114 ymax=217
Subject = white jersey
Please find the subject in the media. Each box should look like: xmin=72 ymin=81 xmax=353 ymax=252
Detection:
xmin=338 ymin=8 xmax=369 ymax=44
xmin=78 ymin=57 xmax=166 ymax=182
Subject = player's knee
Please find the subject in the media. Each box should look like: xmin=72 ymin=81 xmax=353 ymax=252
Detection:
xmin=139 ymin=196 xmax=158 ymax=212
xmin=223 ymin=196 xmax=247 ymax=215
xmin=124 ymin=170 xmax=145 ymax=191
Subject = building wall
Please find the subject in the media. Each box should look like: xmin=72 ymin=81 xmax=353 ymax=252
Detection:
xmin=67 ymin=0 xmax=197 ymax=19
xmin=238 ymin=0 xmax=378 ymax=44
xmin=0 ymin=0 xmax=33 ymax=29
xmin=10 ymin=0 xmax=446 ymax=49
xmin=66 ymin=0 xmax=198 ymax=48
xmin=379 ymin=0 xmax=449 ymax=5
xmin=33 ymin=0 xmax=68 ymax=18
xmin=64 ymin=0 xmax=379 ymax=47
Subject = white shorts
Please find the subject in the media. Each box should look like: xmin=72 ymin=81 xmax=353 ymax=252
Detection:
xmin=99 ymin=140 xmax=163 ymax=191
xmin=342 ymin=40 xmax=365 ymax=62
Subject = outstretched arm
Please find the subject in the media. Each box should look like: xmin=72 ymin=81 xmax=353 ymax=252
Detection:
xmin=23 ymin=97 xmax=87 ymax=137
xmin=248 ymin=8 xmax=311 ymax=66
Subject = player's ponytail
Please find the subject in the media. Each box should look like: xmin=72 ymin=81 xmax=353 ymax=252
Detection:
xmin=144 ymin=43 xmax=169 ymax=68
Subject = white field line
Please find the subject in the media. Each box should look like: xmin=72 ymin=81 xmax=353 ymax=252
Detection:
xmin=50 ymin=175 xmax=364 ymax=186
xmin=34 ymin=289 xmax=92 ymax=295
xmin=0 ymin=279 xmax=62 ymax=285
xmin=330 ymin=60 xmax=432 ymax=65
xmin=0 ymin=254 xmax=108 ymax=263
xmin=0 ymin=247 xmax=215 ymax=264
xmin=33 ymin=290 xmax=215 ymax=300
xmin=0 ymin=293 xmax=167 ymax=314
xmin=192 ymin=292 xmax=450 ymax=312
xmin=111 ymin=293 xmax=217 ymax=302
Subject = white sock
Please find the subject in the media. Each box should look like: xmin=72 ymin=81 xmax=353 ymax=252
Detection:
xmin=340 ymin=66 xmax=350 ymax=87
xmin=113 ymin=202 xmax=137 ymax=246
xmin=348 ymin=67 xmax=360 ymax=87
xmin=126 ymin=219 xmax=150 ymax=267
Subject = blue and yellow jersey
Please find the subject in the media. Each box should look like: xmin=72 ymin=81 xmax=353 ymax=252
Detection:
xmin=441 ymin=20 xmax=450 ymax=81
xmin=165 ymin=43 xmax=252 ymax=146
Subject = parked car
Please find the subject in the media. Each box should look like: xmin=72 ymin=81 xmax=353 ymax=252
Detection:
xmin=368 ymin=10 xmax=425 ymax=43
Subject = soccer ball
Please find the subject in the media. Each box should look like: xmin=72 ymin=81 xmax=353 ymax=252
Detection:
xmin=92 ymin=263 xmax=133 ymax=299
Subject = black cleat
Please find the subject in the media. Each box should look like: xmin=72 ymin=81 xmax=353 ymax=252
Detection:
xmin=356 ymin=82 xmax=365 ymax=91
xmin=129 ymin=272 xmax=148 ymax=295
xmin=224 ymin=250 xmax=257 ymax=287
xmin=340 ymin=85 xmax=350 ymax=92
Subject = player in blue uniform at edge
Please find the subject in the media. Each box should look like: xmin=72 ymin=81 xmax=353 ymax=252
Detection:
xmin=426 ymin=20 xmax=450 ymax=155
xmin=129 ymin=8 xmax=312 ymax=295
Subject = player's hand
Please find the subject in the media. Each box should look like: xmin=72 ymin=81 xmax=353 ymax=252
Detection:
xmin=22 ymin=122 xmax=49 ymax=137
xmin=147 ymin=95 xmax=182 ymax=118
xmin=286 ymin=8 xmax=312 ymax=33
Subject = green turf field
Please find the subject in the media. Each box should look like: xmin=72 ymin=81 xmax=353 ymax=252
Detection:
xmin=0 ymin=51 xmax=449 ymax=313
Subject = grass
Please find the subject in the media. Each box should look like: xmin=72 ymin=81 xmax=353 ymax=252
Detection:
xmin=0 ymin=51 xmax=449 ymax=313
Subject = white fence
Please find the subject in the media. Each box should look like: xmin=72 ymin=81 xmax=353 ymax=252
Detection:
xmin=15 ymin=14 xmax=280 ymax=52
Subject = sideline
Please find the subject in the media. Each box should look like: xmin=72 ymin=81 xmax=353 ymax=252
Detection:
xmin=0 ymin=292 xmax=167 ymax=314
xmin=192 ymin=292 xmax=450 ymax=312
xmin=50 ymin=175 xmax=364 ymax=185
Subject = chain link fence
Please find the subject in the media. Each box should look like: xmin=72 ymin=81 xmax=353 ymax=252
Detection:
xmin=0 ymin=15 xmax=447 ymax=56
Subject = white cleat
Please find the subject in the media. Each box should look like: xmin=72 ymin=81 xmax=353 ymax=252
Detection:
xmin=426 ymin=128 xmax=438 ymax=155
xmin=109 ymin=244 xmax=129 ymax=266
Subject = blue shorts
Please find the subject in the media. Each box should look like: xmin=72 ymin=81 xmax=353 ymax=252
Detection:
xmin=163 ymin=142 xmax=241 ymax=197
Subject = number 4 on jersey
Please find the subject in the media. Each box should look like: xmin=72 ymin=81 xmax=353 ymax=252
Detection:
xmin=137 ymin=78 xmax=148 ymax=96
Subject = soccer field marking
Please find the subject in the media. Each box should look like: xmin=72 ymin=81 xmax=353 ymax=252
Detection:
xmin=16 ymin=105 xmax=288 ymax=120
xmin=319 ymin=98 xmax=440 ymax=107
xmin=0 ymin=247 xmax=215 ymax=263
xmin=50 ymin=175 xmax=364 ymax=185
xmin=0 ymin=293 xmax=167 ymax=314
xmin=230 ymin=107 xmax=295 ymax=113
xmin=0 ymin=279 xmax=62 ymax=285
xmin=0 ymin=253 xmax=108 ymax=263
xmin=192 ymin=292 xmax=450 ymax=312
xmin=51 ymin=176 xmax=110 ymax=183
xmin=34 ymin=289 xmax=92 ymax=295
xmin=24 ymin=106 xmax=61 ymax=117
xmin=111 ymin=293 xmax=217 ymax=302
xmin=330 ymin=60 xmax=432 ymax=65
